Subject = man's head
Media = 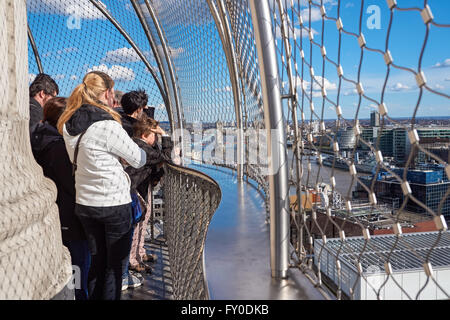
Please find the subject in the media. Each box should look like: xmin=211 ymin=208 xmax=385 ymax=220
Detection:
xmin=113 ymin=90 xmax=124 ymax=109
xmin=29 ymin=73 xmax=59 ymax=107
xmin=133 ymin=114 xmax=160 ymax=146
xmin=121 ymin=90 xmax=148 ymax=119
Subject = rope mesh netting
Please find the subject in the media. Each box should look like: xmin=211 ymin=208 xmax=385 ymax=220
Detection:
xmin=12 ymin=0 xmax=450 ymax=300
xmin=272 ymin=0 xmax=449 ymax=299
xmin=1 ymin=0 xmax=72 ymax=300
xmin=149 ymin=0 xmax=236 ymax=124
xmin=27 ymin=0 xmax=168 ymax=122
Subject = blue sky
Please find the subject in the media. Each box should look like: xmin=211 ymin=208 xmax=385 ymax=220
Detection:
xmin=27 ymin=0 xmax=449 ymax=123
xmin=276 ymin=0 xmax=450 ymax=120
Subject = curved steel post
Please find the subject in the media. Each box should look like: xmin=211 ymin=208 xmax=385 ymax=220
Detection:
xmin=249 ymin=0 xmax=290 ymax=279
xmin=207 ymin=0 xmax=244 ymax=180
xmin=27 ymin=24 xmax=44 ymax=74
xmin=89 ymin=0 xmax=173 ymax=132
xmin=129 ymin=0 xmax=175 ymax=133
xmin=143 ymin=0 xmax=185 ymax=164
xmin=275 ymin=0 xmax=304 ymax=257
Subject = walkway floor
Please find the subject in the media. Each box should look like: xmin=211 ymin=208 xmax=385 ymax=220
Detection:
xmin=121 ymin=237 xmax=174 ymax=300
xmin=122 ymin=163 xmax=326 ymax=300
xmin=192 ymin=164 xmax=325 ymax=300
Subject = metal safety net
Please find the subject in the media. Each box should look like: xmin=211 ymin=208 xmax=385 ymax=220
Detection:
xmin=6 ymin=0 xmax=449 ymax=300
xmin=163 ymin=163 xmax=221 ymax=300
xmin=225 ymin=0 xmax=270 ymax=209
xmin=27 ymin=0 xmax=168 ymax=122
xmin=1 ymin=0 xmax=72 ymax=300
xmin=272 ymin=0 xmax=450 ymax=299
xmin=149 ymin=0 xmax=237 ymax=124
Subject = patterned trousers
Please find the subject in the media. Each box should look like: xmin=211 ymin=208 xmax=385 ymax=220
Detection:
xmin=129 ymin=186 xmax=152 ymax=267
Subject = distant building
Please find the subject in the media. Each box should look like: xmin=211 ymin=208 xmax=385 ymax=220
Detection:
xmin=393 ymin=128 xmax=408 ymax=164
xmin=370 ymin=111 xmax=380 ymax=127
xmin=356 ymin=165 xmax=450 ymax=221
xmin=360 ymin=126 xmax=450 ymax=165
xmin=314 ymin=231 xmax=450 ymax=300
xmin=337 ymin=127 xmax=356 ymax=150
xmin=415 ymin=137 xmax=450 ymax=163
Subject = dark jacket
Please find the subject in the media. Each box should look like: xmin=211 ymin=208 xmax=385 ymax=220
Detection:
xmin=65 ymin=104 xmax=114 ymax=136
xmin=126 ymin=137 xmax=173 ymax=200
xmin=29 ymin=97 xmax=43 ymax=129
xmin=31 ymin=122 xmax=87 ymax=241
xmin=119 ymin=112 xmax=137 ymax=138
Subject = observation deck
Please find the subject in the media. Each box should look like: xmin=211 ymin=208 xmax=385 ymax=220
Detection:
xmin=0 ymin=0 xmax=449 ymax=301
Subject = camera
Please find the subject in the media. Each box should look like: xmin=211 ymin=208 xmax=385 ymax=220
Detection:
xmin=143 ymin=106 xmax=155 ymax=119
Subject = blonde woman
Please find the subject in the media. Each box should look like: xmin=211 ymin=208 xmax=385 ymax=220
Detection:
xmin=57 ymin=71 xmax=146 ymax=300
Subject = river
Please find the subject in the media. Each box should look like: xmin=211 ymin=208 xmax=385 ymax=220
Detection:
xmin=286 ymin=149 xmax=366 ymax=198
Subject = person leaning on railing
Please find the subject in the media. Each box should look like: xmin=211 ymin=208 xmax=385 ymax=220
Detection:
xmin=118 ymin=89 xmax=148 ymax=138
xmin=56 ymin=71 xmax=147 ymax=300
xmin=123 ymin=115 xmax=173 ymax=280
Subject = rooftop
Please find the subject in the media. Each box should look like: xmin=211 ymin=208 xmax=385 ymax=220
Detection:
xmin=315 ymin=231 xmax=450 ymax=274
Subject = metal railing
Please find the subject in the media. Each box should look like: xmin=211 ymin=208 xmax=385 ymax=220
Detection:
xmin=163 ymin=163 xmax=222 ymax=300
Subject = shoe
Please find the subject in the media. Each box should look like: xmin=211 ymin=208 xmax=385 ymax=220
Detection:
xmin=141 ymin=262 xmax=152 ymax=274
xmin=121 ymin=273 xmax=142 ymax=291
xmin=130 ymin=270 xmax=144 ymax=281
xmin=129 ymin=263 xmax=146 ymax=273
xmin=143 ymin=253 xmax=157 ymax=263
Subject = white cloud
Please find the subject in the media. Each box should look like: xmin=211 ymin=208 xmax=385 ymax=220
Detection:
xmin=275 ymin=25 xmax=318 ymax=39
xmin=88 ymin=64 xmax=136 ymax=82
xmin=70 ymin=75 xmax=78 ymax=81
xmin=215 ymin=86 xmax=232 ymax=93
xmin=42 ymin=47 xmax=79 ymax=59
xmin=433 ymin=58 xmax=450 ymax=68
xmin=29 ymin=74 xmax=36 ymax=83
xmin=344 ymin=88 xmax=358 ymax=96
xmin=27 ymin=0 xmax=107 ymax=20
xmin=294 ymin=76 xmax=337 ymax=97
xmin=270 ymin=0 xmax=336 ymax=10
xmin=156 ymin=45 xmax=184 ymax=59
xmin=155 ymin=103 xmax=166 ymax=111
xmin=103 ymin=47 xmax=141 ymax=64
xmin=169 ymin=46 xmax=184 ymax=58
xmin=345 ymin=2 xmax=355 ymax=8
xmin=53 ymin=74 xmax=65 ymax=80
xmin=435 ymin=84 xmax=445 ymax=90
xmin=390 ymin=82 xmax=411 ymax=92
xmin=301 ymin=8 xmax=322 ymax=22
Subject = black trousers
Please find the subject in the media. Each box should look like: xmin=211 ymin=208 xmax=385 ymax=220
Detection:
xmin=75 ymin=203 xmax=133 ymax=300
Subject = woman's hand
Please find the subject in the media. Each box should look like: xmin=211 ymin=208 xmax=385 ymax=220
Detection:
xmin=152 ymin=126 xmax=166 ymax=136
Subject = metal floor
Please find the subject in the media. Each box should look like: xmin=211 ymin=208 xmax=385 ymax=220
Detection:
xmin=192 ymin=164 xmax=325 ymax=300
xmin=122 ymin=164 xmax=326 ymax=300
xmin=121 ymin=238 xmax=174 ymax=300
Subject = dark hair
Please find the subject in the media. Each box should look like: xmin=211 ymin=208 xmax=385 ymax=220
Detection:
xmin=43 ymin=97 xmax=67 ymax=128
xmin=121 ymin=90 xmax=148 ymax=115
xmin=133 ymin=114 xmax=159 ymax=138
xmin=29 ymin=73 xmax=59 ymax=98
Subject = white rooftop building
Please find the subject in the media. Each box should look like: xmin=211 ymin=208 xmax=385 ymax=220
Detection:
xmin=314 ymin=231 xmax=450 ymax=300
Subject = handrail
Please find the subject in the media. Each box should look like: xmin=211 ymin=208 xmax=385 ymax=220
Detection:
xmin=163 ymin=163 xmax=222 ymax=300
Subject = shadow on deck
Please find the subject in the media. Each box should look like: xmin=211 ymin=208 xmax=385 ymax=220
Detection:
xmin=121 ymin=236 xmax=174 ymax=300
xmin=192 ymin=164 xmax=326 ymax=300
xmin=122 ymin=163 xmax=327 ymax=300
